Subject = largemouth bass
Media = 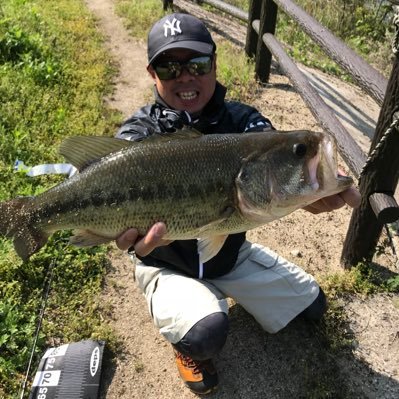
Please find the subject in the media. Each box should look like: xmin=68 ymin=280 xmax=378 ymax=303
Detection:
xmin=0 ymin=130 xmax=353 ymax=262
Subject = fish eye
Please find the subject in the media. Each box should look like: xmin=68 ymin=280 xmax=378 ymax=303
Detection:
xmin=239 ymin=170 xmax=250 ymax=183
xmin=293 ymin=143 xmax=307 ymax=157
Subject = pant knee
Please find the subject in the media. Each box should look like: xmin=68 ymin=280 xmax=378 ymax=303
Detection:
xmin=300 ymin=287 xmax=328 ymax=321
xmin=173 ymin=312 xmax=229 ymax=360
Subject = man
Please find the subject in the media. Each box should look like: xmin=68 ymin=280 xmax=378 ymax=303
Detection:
xmin=115 ymin=13 xmax=360 ymax=395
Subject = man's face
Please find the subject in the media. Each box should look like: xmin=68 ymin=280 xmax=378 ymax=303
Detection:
xmin=147 ymin=48 xmax=217 ymax=115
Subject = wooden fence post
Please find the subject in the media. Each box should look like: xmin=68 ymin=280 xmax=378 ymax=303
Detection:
xmin=162 ymin=0 xmax=173 ymax=11
xmin=255 ymin=0 xmax=278 ymax=82
xmin=341 ymin=53 xmax=399 ymax=268
xmin=245 ymin=0 xmax=262 ymax=58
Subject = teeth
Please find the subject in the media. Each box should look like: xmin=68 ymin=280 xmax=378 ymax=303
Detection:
xmin=179 ymin=91 xmax=197 ymax=100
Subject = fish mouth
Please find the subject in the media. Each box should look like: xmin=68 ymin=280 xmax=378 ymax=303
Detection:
xmin=336 ymin=173 xmax=353 ymax=189
xmin=307 ymin=151 xmax=320 ymax=192
xmin=316 ymin=135 xmax=353 ymax=193
xmin=323 ymin=137 xmax=337 ymax=176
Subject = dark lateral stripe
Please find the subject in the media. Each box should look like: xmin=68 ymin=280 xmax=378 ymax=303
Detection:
xmin=35 ymin=179 xmax=231 ymax=220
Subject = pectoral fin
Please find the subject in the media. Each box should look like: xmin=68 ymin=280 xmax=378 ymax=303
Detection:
xmin=197 ymin=235 xmax=228 ymax=264
xmin=70 ymin=229 xmax=112 ymax=247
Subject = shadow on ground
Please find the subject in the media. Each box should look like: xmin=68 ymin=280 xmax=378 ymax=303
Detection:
xmin=209 ymin=304 xmax=399 ymax=399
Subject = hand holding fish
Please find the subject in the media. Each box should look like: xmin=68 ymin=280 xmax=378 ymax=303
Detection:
xmin=303 ymin=170 xmax=361 ymax=214
xmin=116 ymin=222 xmax=172 ymax=256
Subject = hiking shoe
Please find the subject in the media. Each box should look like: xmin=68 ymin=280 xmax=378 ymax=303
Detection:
xmin=173 ymin=349 xmax=218 ymax=395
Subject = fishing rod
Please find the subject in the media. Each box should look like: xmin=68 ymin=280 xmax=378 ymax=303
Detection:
xmin=19 ymin=258 xmax=56 ymax=399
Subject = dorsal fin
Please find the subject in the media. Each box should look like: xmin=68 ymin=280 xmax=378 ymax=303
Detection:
xmin=59 ymin=130 xmax=203 ymax=171
xmin=59 ymin=136 xmax=134 ymax=171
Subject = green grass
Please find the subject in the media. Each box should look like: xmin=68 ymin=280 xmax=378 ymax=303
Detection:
xmin=216 ymin=40 xmax=257 ymax=102
xmin=0 ymin=0 xmax=120 ymax=395
xmin=115 ymin=0 xmax=165 ymax=39
xmin=321 ymin=262 xmax=399 ymax=297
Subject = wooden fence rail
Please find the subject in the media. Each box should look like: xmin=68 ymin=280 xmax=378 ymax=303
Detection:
xmin=163 ymin=0 xmax=399 ymax=268
xmin=255 ymin=24 xmax=367 ymax=176
xmin=264 ymin=0 xmax=387 ymax=105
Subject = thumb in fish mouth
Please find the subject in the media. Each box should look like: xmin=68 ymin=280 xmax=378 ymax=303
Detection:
xmin=336 ymin=168 xmax=360 ymax=208
xmin=303 ymin=185 xmax=361 ymax=214
xmin=338 ymin=186 xmax=361 ymax=208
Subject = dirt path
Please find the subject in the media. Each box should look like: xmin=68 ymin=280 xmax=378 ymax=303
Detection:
xmin=84 ymin=0 xmax=153 ymax=117
xmin=83 ymin=0 xmax=399 ymax=397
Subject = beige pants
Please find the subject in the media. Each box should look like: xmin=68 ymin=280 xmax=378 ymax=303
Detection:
xmin=133 ymin=241 xmax=319 ymax=343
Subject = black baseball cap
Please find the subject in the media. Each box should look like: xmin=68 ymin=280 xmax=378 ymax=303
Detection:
xmin=147 ymin=13 xmax=216 ymax=65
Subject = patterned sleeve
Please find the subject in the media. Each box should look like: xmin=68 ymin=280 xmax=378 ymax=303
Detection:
xmin=226 ymin=101 xmax=275 ymax=133
xmin=243 ymin=108 xmax=275 ymax=132
xmin=116 ymin=119 xmax=152 ymax=141
xmin=115 ymin=105 xmax=158 ymax=141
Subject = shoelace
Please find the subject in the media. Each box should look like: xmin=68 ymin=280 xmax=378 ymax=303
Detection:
xmin=177 ymin=353 xmax=203 ymax=375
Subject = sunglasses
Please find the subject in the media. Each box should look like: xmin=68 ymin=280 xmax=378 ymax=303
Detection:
xmin=153 ymin=55 xmax=213 ymax=80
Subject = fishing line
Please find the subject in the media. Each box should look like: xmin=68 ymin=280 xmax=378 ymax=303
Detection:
xmin=19 ymin=257 xmax=56 ymax=399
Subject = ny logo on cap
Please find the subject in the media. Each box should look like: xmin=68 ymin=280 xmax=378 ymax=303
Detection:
xmin=163 ymin=17 xmax=182 ymax=37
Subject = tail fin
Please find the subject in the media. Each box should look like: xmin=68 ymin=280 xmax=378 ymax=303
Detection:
xmin=0 ymin=197 xmax=48 ymax=261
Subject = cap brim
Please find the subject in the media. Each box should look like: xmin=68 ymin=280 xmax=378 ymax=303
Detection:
xmin=148 ymin=41 xmax=214 ymax=65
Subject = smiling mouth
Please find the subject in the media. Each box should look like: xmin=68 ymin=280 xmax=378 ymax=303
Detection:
xmin=178 ymin=91 xmax=198 ymax=101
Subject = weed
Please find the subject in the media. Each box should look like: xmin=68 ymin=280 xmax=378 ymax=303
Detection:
xmin=115 ymin=0 xmax=165 ymax=39
xmin=0 ymin=15 xmax=64 ymax=85
xmin=217 ymin=40 xmax=258 ymax=102
xmin=321 ymin=262 xmax=399 ymax=297
xmin=134 ymin=360 xmax=145 ymax=373
xmin=0 ymin=299 xmax=43 ymax=393
xmin=385 ymin=275 xmax=399 ymax=292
